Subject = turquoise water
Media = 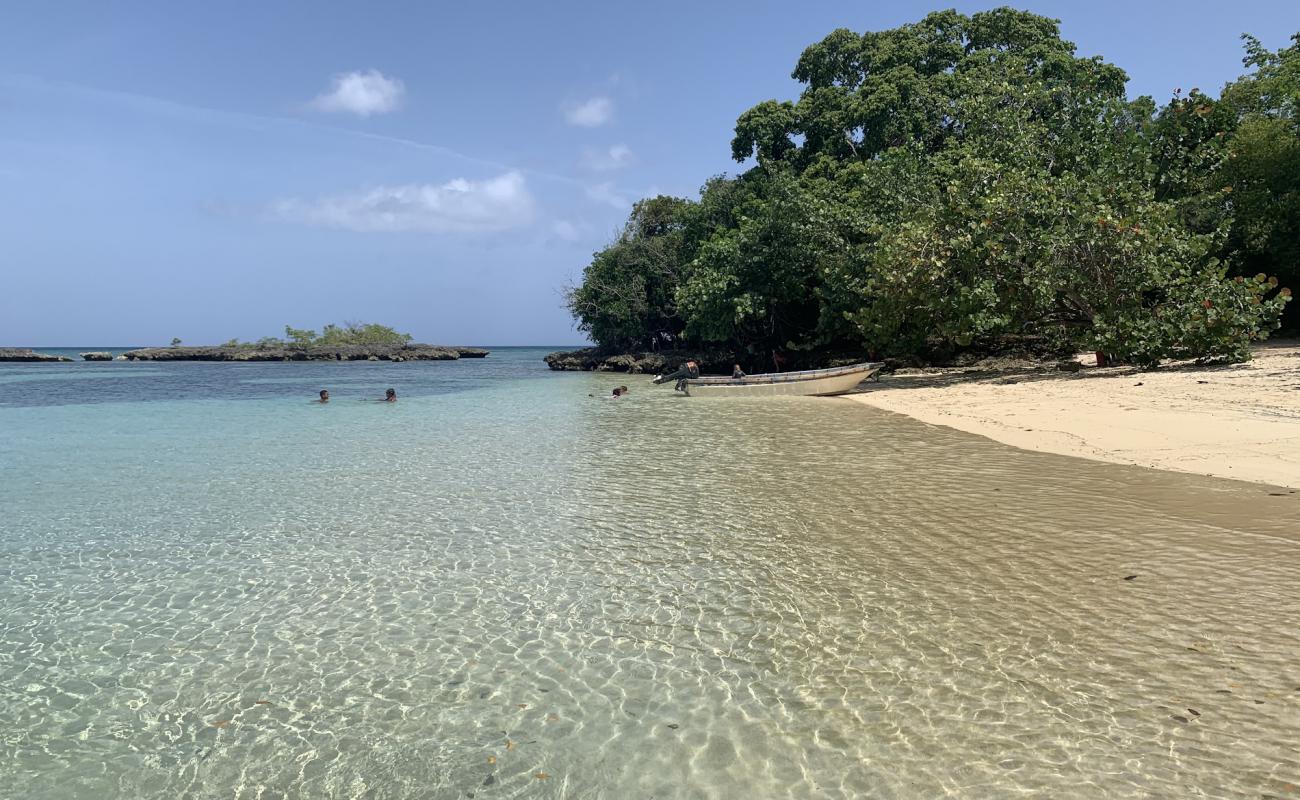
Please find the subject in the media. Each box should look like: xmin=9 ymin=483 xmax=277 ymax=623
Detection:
xmin=2 ymin=349 xmax=1298 ymax=798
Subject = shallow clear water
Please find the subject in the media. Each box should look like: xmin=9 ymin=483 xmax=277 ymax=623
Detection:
xmin=2 ymin=349 xmax=1298 ymax=798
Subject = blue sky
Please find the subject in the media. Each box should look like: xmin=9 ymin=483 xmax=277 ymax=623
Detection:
xmin=2 ymin=1 xmax=1296 ymax=346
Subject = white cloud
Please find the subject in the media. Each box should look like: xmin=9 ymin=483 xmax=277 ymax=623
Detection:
xmin=271 ymin=171 xmax=534 ymax=233
xmin=580 ymin=143 xmax=634 ymax=171
xmin=564 ymin=96 xmax=613 ymax=127
xmin=585 ymin=182 xmax=629 ymax=209
xmin=310 ymin=69 xmax=405 ymax=116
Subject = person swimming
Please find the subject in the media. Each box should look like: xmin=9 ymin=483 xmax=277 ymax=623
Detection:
xmin=316 ymin=389 xmax=330 ymax=403
xmin=383 ymin=388 xmax=397 ymax=402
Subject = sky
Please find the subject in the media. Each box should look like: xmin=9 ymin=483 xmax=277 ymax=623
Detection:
xmin=2 ymin=1 xmax=1296 ymax=346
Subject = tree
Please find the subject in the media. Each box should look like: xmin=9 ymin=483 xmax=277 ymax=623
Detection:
xmin=1150 ymin=33 xmax=1300 ymax=330
xmin=725 ymin=8 xmax=1290 ymax=361
xmin=676 ymin=168 xmax=841 ymax=352
xmin=566 ymin=196 xmax=693 ymax=351
xmin=170 ymin=337 xmax=182 ymax=347
xmin=1221 ymin=35 xmax=1300 ymax=320
xmin=284 ymin=326 xmax=317 ymax=346
xmin=315 ymin=322 xmax=412 ymax=346
xmin=566 ymin=9 xmax=1291 ymax=362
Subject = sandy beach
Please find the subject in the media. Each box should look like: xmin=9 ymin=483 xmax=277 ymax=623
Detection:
xmin=848 ymin=341 xmax=1300 ymax=489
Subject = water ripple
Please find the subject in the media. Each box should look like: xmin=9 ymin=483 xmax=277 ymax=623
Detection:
xmin=1 ymin=357 xmax=1298 ymax=798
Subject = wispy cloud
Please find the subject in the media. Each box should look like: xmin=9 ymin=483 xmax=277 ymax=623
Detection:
xmin=580 ymin=143 xmax=633 ymax=171
xmin=309 ymin=69 xmax=405 ymax=117
xmin=271 ymin=171 xmax=534 ymax=233
xmin=564 ymin=96 xmax=613 ymax=127
xmin=585 ymin=182 xmax=629 ymax=209
xmin=1 ymin=75 xmax=593 ymax=189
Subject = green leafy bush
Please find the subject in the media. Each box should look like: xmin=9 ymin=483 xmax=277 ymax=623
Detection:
xmin=215 ymin=323 xmax=414 ymax=349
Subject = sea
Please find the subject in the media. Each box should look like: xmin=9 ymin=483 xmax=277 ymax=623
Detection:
xmin=1 ymin=347 xmax=1298 ymax=798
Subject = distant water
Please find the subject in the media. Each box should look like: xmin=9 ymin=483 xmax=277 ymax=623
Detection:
xmin=2 ymin=348 xmax=1298 ymax=798
xmin=7 ymin=347 xmax=143 ymax=357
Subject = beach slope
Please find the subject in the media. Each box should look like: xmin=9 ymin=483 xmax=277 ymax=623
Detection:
xmin=847 ymin=342 xmax=1300 ymax=489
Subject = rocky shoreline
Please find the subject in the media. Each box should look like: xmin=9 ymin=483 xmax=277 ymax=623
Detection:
xmin=1 ymin=345 xmax=489 ymax=362
xmin=120 ymin=344 xmax=488 ymax=361
xmin=543 ymin=348 xmax=737 ymax=374
xmin=0 ymin=348 xmax=73 ymax=362
xmin=544 ymin=336 xmax=1084 ymax=375
xmin=543 ymin=347 xmax=894 ymax=374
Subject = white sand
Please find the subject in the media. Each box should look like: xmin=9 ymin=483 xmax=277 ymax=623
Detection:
xmin=847 ymin=342 xmax=1300 ymax=489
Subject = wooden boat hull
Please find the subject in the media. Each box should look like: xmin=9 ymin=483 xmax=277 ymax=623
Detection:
xmin=680 ymin=362 xmax=883 ymax=397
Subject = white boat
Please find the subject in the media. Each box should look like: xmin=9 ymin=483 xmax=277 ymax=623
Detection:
xmin=660 ymin=361 xmax=884 ymax=397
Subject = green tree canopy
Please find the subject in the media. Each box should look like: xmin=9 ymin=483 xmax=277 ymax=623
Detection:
xmin=565 ymin=196 xmax=693 ymax=351
xmin=567 ymin=9 xmax=1291 ymax=364
xmin=222 ymin=322 xmax=413 ymax=348
xmin=1149 ymin=34 xmax=1300 ymax=328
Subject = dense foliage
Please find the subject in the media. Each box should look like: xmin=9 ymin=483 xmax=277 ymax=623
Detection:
xmin=567 ymin=10 xmax=1293 ymax=365
xmin=1149 ymin=34 xmax=1300 ymax=330
xmin=222 ymin=322 xmax=413 ymax=348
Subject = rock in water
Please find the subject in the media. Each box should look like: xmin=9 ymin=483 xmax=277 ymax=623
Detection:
xmin=80 ymin=352 xmax=113 ymax=361
xmin=543 ymin=347 xmax=732 ymax=374
xmin=0 ymin=348 xmax=73 ymax=362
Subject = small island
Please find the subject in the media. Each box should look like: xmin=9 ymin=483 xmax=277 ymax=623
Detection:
xmin=119 ymin=343 xmax=487 ymax=362
xmin=0 ymin=348 xmax=73 ymax=362
xmin=3 ymin=322 xmax=489 ymax=363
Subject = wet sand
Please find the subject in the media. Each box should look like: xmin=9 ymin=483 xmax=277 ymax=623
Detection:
xmin=848 ymin=341 xmax=1300 ymax=489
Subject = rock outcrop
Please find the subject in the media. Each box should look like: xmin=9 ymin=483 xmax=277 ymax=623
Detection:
xmin=119 ymin=344 xmax=488 ymax=362
xmin=0 ymin=348 xmax=73 ymax=362
xmin=544 ymin=348 xmax=735 ymax=374
xmin=80 ymin=352 xmax=113 ymax=361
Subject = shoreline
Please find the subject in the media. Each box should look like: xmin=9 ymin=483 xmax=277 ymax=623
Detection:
xmin=845 ymin=341 xmax=1300 ymax=490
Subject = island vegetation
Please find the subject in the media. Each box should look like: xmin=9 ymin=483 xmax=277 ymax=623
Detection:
xmin=121 ymin=322 xmax=483 ymax=362
xmin=218 ymin=321 xmax=414 ymax=349
xmin=565 ymin=9 xmax=1295 ymax=368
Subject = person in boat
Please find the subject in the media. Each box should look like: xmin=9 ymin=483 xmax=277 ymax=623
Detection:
xmin=316 ymin=389 xmax=330 ymax=403
xmin=731 ymin=364 xmax=746 ymax=380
